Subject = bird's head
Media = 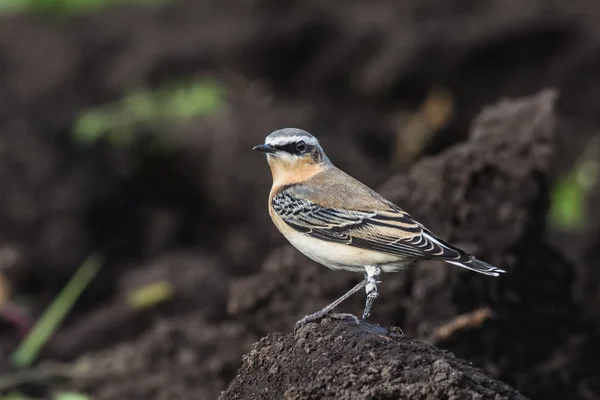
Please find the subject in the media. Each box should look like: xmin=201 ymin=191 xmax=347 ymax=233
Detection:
xmin=253 ymin=128 xmax=330 ymax=185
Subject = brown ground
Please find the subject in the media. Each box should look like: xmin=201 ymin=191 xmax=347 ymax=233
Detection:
xmin=222 ymin=317 xmax=526 ymax=400
xmin=1 ymin=1 xmax=600 ymax=399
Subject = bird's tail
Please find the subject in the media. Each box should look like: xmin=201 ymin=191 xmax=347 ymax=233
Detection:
xmin=421 ymin=230 xmax=506 ymax=276
xmin=444 ymin=258 xmax=506 ymax=277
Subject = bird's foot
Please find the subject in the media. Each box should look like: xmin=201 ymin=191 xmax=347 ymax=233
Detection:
xmin=294 ymin=279 xmax=371 ymax=333
xmin=294 ymin=309 xmax=330 ymax=333
xmin=330 ymin=312 xmax=361 ymax=326
xmin=294 ymin=311 xmax=362 ymax=333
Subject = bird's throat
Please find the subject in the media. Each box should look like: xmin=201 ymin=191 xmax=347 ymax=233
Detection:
xmin=267 ymin=156 xmax=325 ymax=188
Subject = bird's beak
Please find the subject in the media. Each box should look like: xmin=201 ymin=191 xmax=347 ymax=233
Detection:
xmin=252 ymin=144 xmax=277 ymax=154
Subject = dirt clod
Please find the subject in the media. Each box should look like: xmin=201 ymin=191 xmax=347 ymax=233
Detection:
xmin=222 ymin=318 xmax=526 ymax=400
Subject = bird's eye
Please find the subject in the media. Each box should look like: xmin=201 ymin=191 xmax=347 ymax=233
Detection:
xmin=295 ymin=141 xmax=306 ymax=153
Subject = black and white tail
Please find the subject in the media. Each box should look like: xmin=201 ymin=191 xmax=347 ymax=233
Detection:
xmin=444 ymin=257 xmax=505 ymax=277
xmin=422 ymin=230 xmax=506 ymax=277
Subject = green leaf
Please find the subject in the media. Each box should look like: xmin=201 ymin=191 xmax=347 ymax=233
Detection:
xmin=164 ymin=82 xmax=224 ymax=119
xmin=0 ymin=0 xmax=31 ymax=13
xmin=0 ymin=0 xmax=171 ymax=17
xmin=72 ymin=110 xmax=112 ymax=145
xmin=11 ymin=255 xmax=102 ymax=368
xmin=55 ymin=392 xmax=91 ymax=400
xmin=549 ymin=172 xmax=585 ymax=230
xmin=71 ymin=79 xmax=226 ymax=150
xmin=1 ymin=393 xmax=33 ymax=400
xmin=127 ymin=281 xmax=174 ymax=310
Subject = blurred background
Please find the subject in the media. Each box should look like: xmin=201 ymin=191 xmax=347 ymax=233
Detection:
xmin=0 ymin=0 xmax=599 ymax=399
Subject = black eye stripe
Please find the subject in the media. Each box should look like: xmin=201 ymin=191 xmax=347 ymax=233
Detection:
xmin=273 ymin=141 xmax=313 ymax=155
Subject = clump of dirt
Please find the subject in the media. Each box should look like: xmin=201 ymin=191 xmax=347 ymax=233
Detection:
xmin=222 ymin=317 xmax=526 ymax=400
xmin=379 ymin=88 xmax=571 ymax=328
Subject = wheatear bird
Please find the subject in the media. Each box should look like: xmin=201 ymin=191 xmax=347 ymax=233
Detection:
xmin=253 ymin=128 xmax=505 ymax=328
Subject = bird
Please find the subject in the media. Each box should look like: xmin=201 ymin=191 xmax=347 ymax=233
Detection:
xmin=253 ymin=128 xmax=505 ymax=329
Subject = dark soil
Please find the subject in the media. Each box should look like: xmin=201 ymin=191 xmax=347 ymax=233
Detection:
xmin=66 ymin=316 xmax=254 ymax=400
xmin=222 ymin=317 xmax=526 ymax=400
xmin=0 ymin=0 xmax=600 ymax=399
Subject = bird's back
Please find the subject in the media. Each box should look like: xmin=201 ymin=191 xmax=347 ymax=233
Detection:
xmin=292 ymin=166 xmax=398 ymax=212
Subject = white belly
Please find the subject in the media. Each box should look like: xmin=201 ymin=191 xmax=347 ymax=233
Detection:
xmin=281 ymin=226 xmax=407 ymax=272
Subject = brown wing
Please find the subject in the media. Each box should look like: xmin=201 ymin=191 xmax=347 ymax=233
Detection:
xmin=272 ymin=189 xmax=466 ymax=260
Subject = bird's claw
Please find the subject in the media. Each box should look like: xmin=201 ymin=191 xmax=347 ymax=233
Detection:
xmin=294 ymin=311 xmax=362 ymax=333
xmin=294 ymin=311 xmax=327 ymax=333
xmin=330 ymin=312 xmax=361 ymax=326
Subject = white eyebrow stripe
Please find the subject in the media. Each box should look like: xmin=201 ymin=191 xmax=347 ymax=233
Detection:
xmin=265 ymin=136 xmax=318 ymax=147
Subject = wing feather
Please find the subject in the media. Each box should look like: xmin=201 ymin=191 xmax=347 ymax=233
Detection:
xmin=272 ymin=190 xmax=466 ymax=262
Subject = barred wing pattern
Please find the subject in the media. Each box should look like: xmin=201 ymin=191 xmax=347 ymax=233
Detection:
xmin=272 ymin=190 xmax=504 ymax=276
xmin=274 ymin=191 xmax=458 ymax=259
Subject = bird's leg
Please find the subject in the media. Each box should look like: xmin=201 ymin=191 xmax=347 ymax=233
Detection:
xmin=294 ymin=279 xmax=367 ymax=330
xmin=362 ymin=265 xmax=381 ymax=319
